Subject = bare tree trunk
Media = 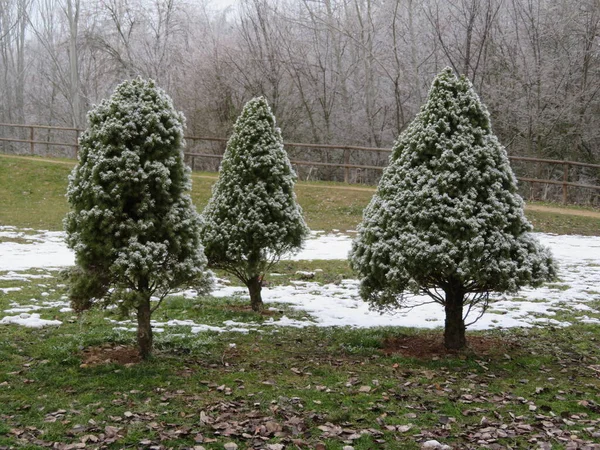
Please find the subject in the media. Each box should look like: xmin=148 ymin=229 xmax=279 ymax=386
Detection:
xmin=136 ymin=296 xmax=153 ymax=359
xmin=65 ymin=0 xmax=81 ymax=128
xmin=444 ymin=283 xmax=466 ymax=350
xmin=0 ymin=0 xmax=30 ymax=129
xmin=247 ymin=275 xmax=263 ymax=312
xmin=407 ymin=0 xmax=422 ymax=105
xmin=15 ymin=0 xmax=27 ymax=126
xmin=353 ymin=0 xmax=379 ymax=146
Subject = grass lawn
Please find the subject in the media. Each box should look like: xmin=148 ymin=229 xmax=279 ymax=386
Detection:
xmin=1 ymin=154 xmax=600 ymax=449
xmin=1 ymin=154 xmax=599 ymax=235
xmin=1 ymin=270 xmax=600 ymax=449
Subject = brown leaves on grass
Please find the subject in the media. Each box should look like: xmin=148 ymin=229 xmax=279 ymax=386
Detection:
xmin=5 ymin=421 xmax=124 ymax=449
xmin=196 ymin=399 xmax=311 ymax=447
xmin=4 ymin=329 xmax=600 ymax=449
xmin=317 ymin=422 xmax=385 ymax=444
xmin=460 ymin=411 xmax=600 ymax=449
xmin=4 ymin=383 xmax=600 ymax=450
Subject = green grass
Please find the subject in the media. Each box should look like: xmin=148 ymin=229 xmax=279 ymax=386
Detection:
xmin=528 ymin=200 xmax=600 ymax=213
xmin=1 ymin=272 xmax=600 ymax=449
xmin=0 ymin=157 xmax=73 ymax=230
xmin=2 ymin=154 xmax=600 ymax=448
xmin=2 ymin=154 xmax=599 ymax=234
xmin=526 ymin=209 xmax=600 ymax=236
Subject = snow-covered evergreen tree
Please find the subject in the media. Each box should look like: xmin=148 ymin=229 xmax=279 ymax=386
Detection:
xmin=350 ymin=68 xmax=557 ymax=350
xmin=200 ymin=96 xmax=309 ymax=311
xmin=64 ymin=78 xmax=212 ymax=359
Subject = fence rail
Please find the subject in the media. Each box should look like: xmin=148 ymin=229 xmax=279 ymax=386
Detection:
xmin=1 ymin=122 xmax=599 ymax=204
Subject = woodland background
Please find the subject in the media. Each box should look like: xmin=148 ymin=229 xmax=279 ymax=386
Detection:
xmin=1 ymin=0 xmax=599 ymax=190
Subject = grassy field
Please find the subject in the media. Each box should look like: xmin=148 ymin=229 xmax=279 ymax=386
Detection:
xmin=1 ymin=154 xmax=600 ymax=449
xmin=1 ymin=154 xmax=599 ymax=235
xmin=1 ymin=268 xmax=600 ymax=449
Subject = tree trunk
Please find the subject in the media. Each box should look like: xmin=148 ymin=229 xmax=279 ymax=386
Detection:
xmin=247 ymin=275 xmax=263 ymax=312
xmin=66 ymin=0 xmax=82 ymax=129
xmin=137 ymin=297 xmax=153 ymax=359
xmin=444 ymin=285 xmax=466 ymax=350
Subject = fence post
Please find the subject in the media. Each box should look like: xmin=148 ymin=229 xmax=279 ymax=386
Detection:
xmin=343 ymin=148 xmax=350 ymax=183
xmin=29 ymin=126 xmax=35 ymax=155
xmin=74 ymin=130 xmax=80 ymax=159
xmin=563 ymin=162 xmax=569 ymax=204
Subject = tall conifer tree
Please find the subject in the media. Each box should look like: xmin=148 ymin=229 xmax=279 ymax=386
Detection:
xmin=200 ymin=97 xmax=309 ymax=311
xmin=65 ymin=78 xmax=212 ymax=359
xmin=351 ymin=68 xmax=556 ymax=349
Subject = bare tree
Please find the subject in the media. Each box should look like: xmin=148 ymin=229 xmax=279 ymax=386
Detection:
xmin=1 ymin=0 xmax=599 ymax=195
xmin=0 ymin=0 xmax=31 ymax=125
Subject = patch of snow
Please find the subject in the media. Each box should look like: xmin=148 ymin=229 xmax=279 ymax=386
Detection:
xmin=0 ymin=287 xmax=21 ymax=293
xmin=0 ymin=312 xmax=62 ymax=328
xmin=581 ymin=316 xmax=600 ymax=324
xmin=0 ymin=271 xmax=52 ymax=281
xmin=295 ymin=271 xmax=315 ymax=278
xmin=0 ymin=228 xmax=74 ymax=271
xmin=3 ymin=305 xmax=43 ymax=313
xmin=0 ymin=228 xmax=356 ymax=270
xmin=190 ymin=324 xmax=237 ymax=333
xmin=289 ymin=232 xmax=352 ymax=260
xmin=263 ymin=315 xmax=316 ymax=328
xmin=1 ymin=227 xmax=600 ymax=333
xmin=2 ymin=299 xmax=70 ymax=314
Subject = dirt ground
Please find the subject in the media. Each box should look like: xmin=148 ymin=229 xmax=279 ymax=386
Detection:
xmin=382 ymin=333 xmax=520 ymax=359
xmin=80 ymin=344 xmax=142 ymax=367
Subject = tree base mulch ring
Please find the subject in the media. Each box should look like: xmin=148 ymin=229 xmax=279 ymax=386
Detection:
xmin=382 ymin=333 xmax=520 ymax=359
xmin=80 ymin=344 xmax=142 ymax=367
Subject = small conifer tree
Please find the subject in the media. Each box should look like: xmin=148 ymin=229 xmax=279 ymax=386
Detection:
xmin=65 ymin=78 xmax=212 ymax=359
xmin=350 ymin=68 xmax=557 ymax=350
xmin=200 ymin=97 xmax=309 ymax=311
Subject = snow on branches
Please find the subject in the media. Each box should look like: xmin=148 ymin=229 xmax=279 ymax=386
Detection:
xmin=64 ymin=78 xmax=212 ymax=358
xmin=350 ymin=68 xmax=557 ymax=349
xmin=200 ymin=96 xmax=309 ymax=311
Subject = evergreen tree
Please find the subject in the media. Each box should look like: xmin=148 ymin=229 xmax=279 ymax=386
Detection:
xmin=200 ymin=97 xmax=309 ymax=311
xmin=64 ymin=78 xmax=212 ymax=359
xmin=350 ymin=68 xmax=557 ymax=350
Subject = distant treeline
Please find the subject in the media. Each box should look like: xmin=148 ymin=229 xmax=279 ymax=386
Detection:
xmin=1 ymin=0 xmax=599 ymax=200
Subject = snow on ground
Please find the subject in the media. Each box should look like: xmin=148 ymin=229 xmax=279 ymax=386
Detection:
xmin=288 ymin=232 xmax=354 ymax=260
xmin=0 ymin=227 xmax=352 ymax=271
xmin=0 ymin=287 xmax=21 ymax=293
xmin=0 ymin=227 xmax=74 ymax=271
xmin=0 ymin=312 xmax=62 ymax=328
xmin=1 ymin=226 xmax=600 ymax=332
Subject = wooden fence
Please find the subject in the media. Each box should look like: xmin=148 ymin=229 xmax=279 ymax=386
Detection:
xmin=0 ymin=123 xmax=80 ymax=157
xmin=1 ymin=122 xmax=600 ymax=204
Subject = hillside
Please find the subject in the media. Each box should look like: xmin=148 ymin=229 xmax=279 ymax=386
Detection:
xmin=1 ymin=154 xmax=599 ymax=236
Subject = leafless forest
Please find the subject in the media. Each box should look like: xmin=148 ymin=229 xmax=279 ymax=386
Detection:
xmin=1 ymin=0 xmax=599 ymax=197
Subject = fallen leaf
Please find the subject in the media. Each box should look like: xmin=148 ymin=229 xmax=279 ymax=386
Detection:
xmin=267 ymin=445 xmax=284 ymax=450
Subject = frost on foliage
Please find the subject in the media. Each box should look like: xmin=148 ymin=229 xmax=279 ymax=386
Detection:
xmin=64 ymin=78 xmax=212 ymax=313
xmin=350 ymin=68 xmax=556 ymax=318
xmin=200 ymin=96 xmax=309 ymax=277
